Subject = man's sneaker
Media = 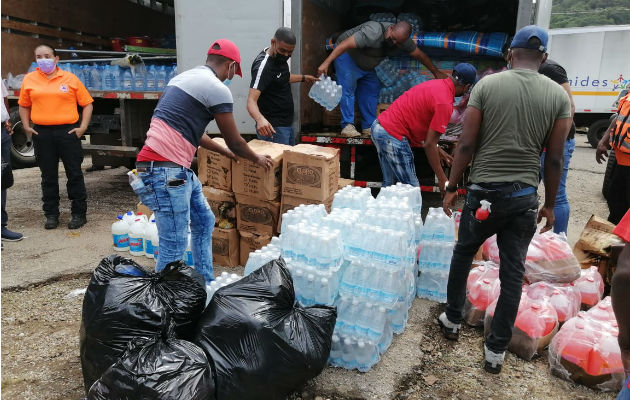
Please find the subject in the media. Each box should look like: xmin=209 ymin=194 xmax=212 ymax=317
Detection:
xmin=483 ymin=343 xmax=505 ymax=374
xmin=68 ymin=215 xmax=87 ymax=230
xmin=1 ymin=227 xmax=23 ymax=241
xmin=438 ymin=312 xmax=461 ymax=341
xmin=340 ymin=124 xmax=361 ymax=138
xmin=45 ymin=215 xmax=59 ymax=230
xmin=361 ymin=128 xmax=371 ymax=137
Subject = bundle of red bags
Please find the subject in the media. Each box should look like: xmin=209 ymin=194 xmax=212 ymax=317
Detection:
xmin=464 ymin=262 xmax=500 ymax=326
xmin=549 ymin=297 xmax=624 ymax=392
xmin=482 ymin=232 xmax=581 ymax=284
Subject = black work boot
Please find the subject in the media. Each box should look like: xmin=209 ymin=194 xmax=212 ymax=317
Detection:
xmin=45 ymin=215 xmax=59 ymax=230
xmin=68 ymin=214 xmax=87 ymax=230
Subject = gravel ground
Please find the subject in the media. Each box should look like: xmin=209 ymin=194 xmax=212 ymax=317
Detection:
xmin=0 ymin=136 xmax=617 ymax=400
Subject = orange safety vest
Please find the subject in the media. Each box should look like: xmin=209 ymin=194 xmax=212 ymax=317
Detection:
xmin=611 ymin=93 xmax=630 ymax=166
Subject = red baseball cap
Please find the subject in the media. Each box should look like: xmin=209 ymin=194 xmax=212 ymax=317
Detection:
xmin=207 ymin=39 xmax=242 ymax=77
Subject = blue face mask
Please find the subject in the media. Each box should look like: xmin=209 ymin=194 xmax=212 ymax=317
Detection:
xmin=37 ymin=58 xmax=56 ymax=74
xmin=223 ymin=62 xmax=235 ymax=86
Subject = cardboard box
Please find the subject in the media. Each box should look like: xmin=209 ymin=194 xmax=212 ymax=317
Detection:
xmin=573 ymin=215 xmax=623 ymax=266
xmin=136 ymin=202 xmax=151 ymax=218
xmin=212 ymin=228 xmax=239 ymax=267
xmin=239 ymin=230 xmax=272 ymax=267
xmin=282 ymin=144 xmax=340 ymax=201
xmin=198 ymin=138 xmax=232 ymax=191
xmin=235 ymin=194 xmax=280 ymax=236
xmin=338 ymin=178 xmax=355 ymax=189
xmin=232 ymin=140 xmax=290 ymax=201
xmin=277 ymin=193 xmax=334 ymax=233
xmin=202 ymin=187 xmax=237 ymax=229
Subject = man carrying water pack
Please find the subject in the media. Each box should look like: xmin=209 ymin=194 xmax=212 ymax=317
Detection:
xmin=131 ymin=39 xmax=273 ymax=283
xmin=317 ymin=20 xmax=446 ymax=138
xmin=440 ymin=26 xmax=571 ymax=374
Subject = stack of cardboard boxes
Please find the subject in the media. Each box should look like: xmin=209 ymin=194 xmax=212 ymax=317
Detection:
xmin=279 ymin=144 xmax=340 ymax=231
xmin=199 ymin=139 xmax=346 ymax=267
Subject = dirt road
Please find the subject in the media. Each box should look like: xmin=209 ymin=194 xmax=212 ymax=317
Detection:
xmin=0 ymin=136 xmax=616 ymax=400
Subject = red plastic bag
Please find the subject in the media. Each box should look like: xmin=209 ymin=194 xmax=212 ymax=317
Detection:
xmin=549 ymin=306 xmax=624 ymax=392
xmin=481 ymin=232 xmax=580 ymax=284
xmin=574 ymin=266 xmax=605 ymax=310
xmin=485 ymin=290 xmax=558 ymax=360
xmin=464 ymin=262 xmax=500 ymax=326
xmin=526 ymin=281 xmax=581 ymax=323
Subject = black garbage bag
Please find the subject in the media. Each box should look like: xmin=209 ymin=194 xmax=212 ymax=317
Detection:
xmin=193 ymin=257 xmax=336 ymax=400
xmin=80 ymin=255 xmax=207 ymax=393
xmin=87 ymin=315 xmax=215 ymax=400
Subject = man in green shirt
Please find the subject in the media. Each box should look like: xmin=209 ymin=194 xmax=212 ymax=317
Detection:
xmin=439 ymin=25 xmax=572 ymax=374
xmin=317 ymin=20 xmax=445 ymax=137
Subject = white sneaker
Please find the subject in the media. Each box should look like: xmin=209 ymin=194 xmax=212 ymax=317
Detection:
xmin=340 ymin=124 xmax=361 ymax=138
xmin=483 ymin=343 xmax=505 ymax=374
xmin=361 ymin=128 xmax=371 ymax=137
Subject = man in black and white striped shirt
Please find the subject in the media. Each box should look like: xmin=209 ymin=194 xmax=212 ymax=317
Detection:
xmin=247 ymin=27 xmax=317 ymax=145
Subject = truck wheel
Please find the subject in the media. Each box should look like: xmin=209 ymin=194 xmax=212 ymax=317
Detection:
xmin=9 ymin=108 xmax=37 ymax=168
xmin=587 ymin=119 xmax=611 ymax=149
xmin=602 ymin=150 xmax=616 ymax=200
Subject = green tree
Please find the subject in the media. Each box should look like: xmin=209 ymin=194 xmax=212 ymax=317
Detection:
xmin=551 ymin=0 xmax=630 ymax=28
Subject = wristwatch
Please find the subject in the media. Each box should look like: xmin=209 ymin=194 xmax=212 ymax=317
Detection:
xmin=445 ymin=180 xmax=458 ymax=193
xmin=301 ymin=74 xmax=305 ymax=82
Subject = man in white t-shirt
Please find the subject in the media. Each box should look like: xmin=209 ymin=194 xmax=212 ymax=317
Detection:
xmin=1 ymin=81 xmax=23 ymax=241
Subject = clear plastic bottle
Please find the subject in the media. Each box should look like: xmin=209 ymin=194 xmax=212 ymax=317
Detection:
xmin=121 ymin=69 xmax=133 ymax=91
xmin=133 ymin=70 xmax=146 ymax=91
xmin=145 ymin=65 xmax=157 ymax=91
xmin=156 ymin=65 xmax=168 ymax=91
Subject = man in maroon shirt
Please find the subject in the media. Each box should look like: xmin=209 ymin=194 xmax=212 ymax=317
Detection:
xmin=371 ymin=63 xmax=476 ymax=191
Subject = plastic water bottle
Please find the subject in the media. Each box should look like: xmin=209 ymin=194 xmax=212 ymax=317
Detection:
xmin=122 ymin=69 xmax=133 ymax=91
xmin=144 ymin=218 xmax=158 ymax=259
xmin=145 ymin=65 xmax=157 ymax=91
xmin=91 ymin=65 xmax=103 ymax=90
xmin=129 ymin=218 xmax=145 ymax=256
xmin=128 ymin=170 xmax=144 ymax=191
xmin=133 ymin=70 xmax=145 ymax=91
xmin=184 ymin=234 xmax=194 ymax=267
xmin=112 ymin=215 xmax=130 ymax=251
xmin=156 ymin=65 xmax=167 ymax=91
xmin=168 ymin=64 xmax=177 ymax=82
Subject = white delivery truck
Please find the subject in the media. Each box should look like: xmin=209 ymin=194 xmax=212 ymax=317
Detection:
xmin=547 ymin=25 xmax=630 ymax=148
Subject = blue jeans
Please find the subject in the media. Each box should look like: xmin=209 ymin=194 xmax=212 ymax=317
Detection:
xmin=446 ymin=188 xmax=538 ymax=353
xmin=133 ymin=165 xmax=215 ymax=283
xmin=256 ymin=126 xmax=295 ymax=145
xmin=618 ymin=376 xmax=630 ymax=400
xmin=334 ymin=53 xmax=381 ymax=130
xmin=540 ymin=138 xmax=575 ymax=234
xmin=370 ymin=120 xmax=419 ymax=187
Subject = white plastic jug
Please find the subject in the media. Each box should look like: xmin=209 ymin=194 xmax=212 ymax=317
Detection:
xmin=111 ymin=215 xmax=130 ymax=251
xmin=122 ymin=211 xmax=135 ymax=225
xmin=145 ymin=219 xmax=159 ymax=259
xmin=129 ymin=218 xmax=146 ymax=256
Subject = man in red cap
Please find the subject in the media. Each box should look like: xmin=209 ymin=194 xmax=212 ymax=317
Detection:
xmin=132 ymin=39 xmax=273 ymax=283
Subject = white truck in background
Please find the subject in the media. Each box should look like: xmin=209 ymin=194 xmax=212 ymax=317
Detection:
xmin=547 ymin=25 xmax=630 ymax=148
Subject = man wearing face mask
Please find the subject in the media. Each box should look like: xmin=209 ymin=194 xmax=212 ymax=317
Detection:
xmin=247 ymin=27 xmax=318 ymax=145
xmin=133 ymin=39 xmax=274 ymax=283
xmin=317 ymin=21 xmax=446 ymax=138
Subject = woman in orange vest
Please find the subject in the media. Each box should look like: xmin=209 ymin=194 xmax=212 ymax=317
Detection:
xmin=597 ymin=93 xmax=630 ymax=224
xmin=18 ymin=44 xmax=93 ymax=230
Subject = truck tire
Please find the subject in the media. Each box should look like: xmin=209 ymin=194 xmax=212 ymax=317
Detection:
xmin=8 ymin=108 xmax=37 ymax=168
xmin=587 ymin=119 xmax=611 ymax=149
xmin=602 ymin=150 xmax=616 ymax=200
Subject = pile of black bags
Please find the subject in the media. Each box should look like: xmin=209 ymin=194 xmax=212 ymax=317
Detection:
xmin=80 ymin=255 xmax=336 ymax=400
